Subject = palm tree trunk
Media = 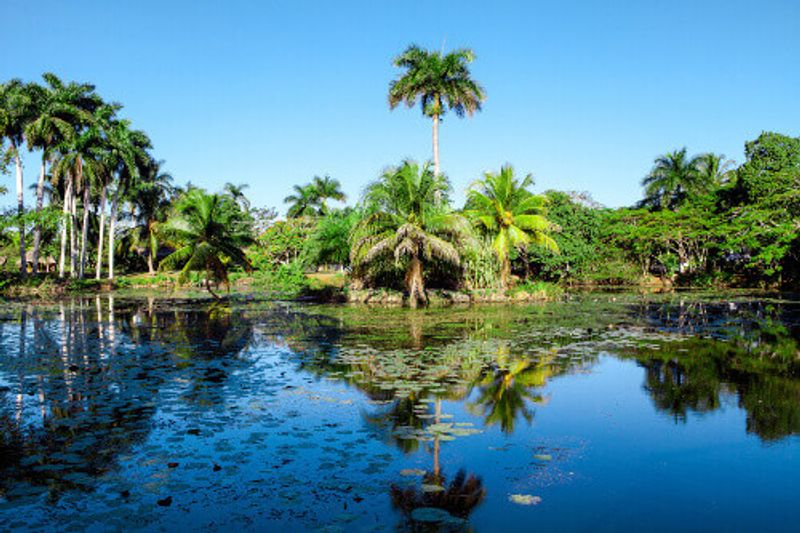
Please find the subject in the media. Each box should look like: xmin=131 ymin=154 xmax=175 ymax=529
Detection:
xmin=108 ymin=187 xmax=120 ymax=280
xmin=405 ymin=256 xmax=426 ymax=308
xmin=70 ymin=184 xmax=78 ymax=278
xmin=58 ymin=175 xmax=72 ymax=278
xmin=79 ymin=182 xmax=90 ymax=278
xmin=501 ymin=257 xmax=511 ymax=290
xmin=31 ymin=156 xmax=47 ymax=275
xmin=13 ymin=143 xmax=26 ymax=277
xmin=147 ymin=232 xmax=155 ymax=274
xmin=432 ymin=114 xmax=440 ymax=176
xmin=95 ymin=183 xmax=107 ymax=280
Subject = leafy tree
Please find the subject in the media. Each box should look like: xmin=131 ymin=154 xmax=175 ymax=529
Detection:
xmin=160 ymin=188 xmax=254 ymax=298
xmin=734 ymin=132 xmax=800 ymax=204
xmin=351 ymin=160 xmax=468 ymax=307
xmin=389 ymin=45 xmax=486 ymax=177
xmin=465 ymin=165 xmax=557 ymax=288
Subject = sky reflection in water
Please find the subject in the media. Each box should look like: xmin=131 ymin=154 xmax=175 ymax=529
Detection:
xmin=0 ymin=294 xmax=799 ymax=532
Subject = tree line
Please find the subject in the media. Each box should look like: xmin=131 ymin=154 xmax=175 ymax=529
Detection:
xmin=3 ymin=44 xmax=800 ymax=302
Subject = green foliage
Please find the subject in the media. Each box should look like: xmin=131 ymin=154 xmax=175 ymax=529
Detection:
xmin=389 ymin=45 xmax=486 ymax=119
xmin=159 ymin=188 xmax=254 ymax=297
xmin=303 ymin=208 xmax=360 ymax=267
xmin=351 ymin=160 xmax=470 ymax=304
xmin=465 ymin=165 xmax=557 ymax=287
xmin=249 ymin=218 xmax=312 ymax=270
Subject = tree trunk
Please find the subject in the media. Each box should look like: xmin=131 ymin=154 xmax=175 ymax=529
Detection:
xmin=432 ymin=114 xmax=440 ymax=176
xmin=500 ymin=256 xmax=511 ymax=290
xmin=70 ymin=184 xmax=78 ymax=278
xmin=147 ymin=238 xmax=155 ymax=275
xmin=404 ymin=256 xmax=426 ymax=308
xmin=13 ymin=144 xmax=26 ymax=277
xmin=95 ymin=183 xmax=107 ymax=280
xmin=108 ymin=187 xmax=119 ymax=280
xmin=79 ymin=181 xmax=90 ymax=278
xmin=31 ymin=156 xmax=47 ymax=275
xmin=58 ymin=175 xmax=73 ymax=278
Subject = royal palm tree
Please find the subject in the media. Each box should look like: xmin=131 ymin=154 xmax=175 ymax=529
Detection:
xmin=105 ymin=120 xmax=151 ymax=280
xmin=465 ymin=165 xmax=557 ymax=288
xmin=640 ymin=148 xmax=706 ymax=210
xmin=389 ymin=45 xmax=486 ymax=177
xmin=52 ymin=125 xmax=106 ymax=278
xmin=351 ymin=160 xmax=469 ymax=307
xmin=0 ymin=79 xmax=37 ymax=275
xmin=284 ymin=183 xmax=320 ymax=218
xmin=131 ymin=160 xmax=174 ymax=274
xmin=159 ymin=188 xmax=253 ymax=298
xmin=311 ymin=175 xmax=346 ymax=214
xmin=25 ymin=73 xmax=99 ymax=274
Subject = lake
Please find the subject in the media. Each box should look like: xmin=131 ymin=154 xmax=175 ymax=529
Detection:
xmin=0 ymin=293 xmax=799 ymax=532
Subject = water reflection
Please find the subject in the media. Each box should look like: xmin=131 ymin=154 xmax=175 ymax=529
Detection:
xmin=0 ymin=297 xmax=253 ymax=503
xmin=0 ymin=295 xmax=799 ymax=530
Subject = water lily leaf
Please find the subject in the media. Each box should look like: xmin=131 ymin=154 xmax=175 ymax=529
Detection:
xmin=509 ymin=494 xmax=542 ymax=505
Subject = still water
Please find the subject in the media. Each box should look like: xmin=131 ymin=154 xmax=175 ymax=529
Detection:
xmin=0 ymin=294 xmax=798 ymax=532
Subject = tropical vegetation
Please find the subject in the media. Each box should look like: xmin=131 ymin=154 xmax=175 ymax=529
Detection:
xmin=2 ymin=47 xmax=800 ymax=303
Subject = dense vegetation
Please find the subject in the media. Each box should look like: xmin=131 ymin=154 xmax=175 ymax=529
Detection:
xmin=2 ymin=46 xmax=799 ymax=302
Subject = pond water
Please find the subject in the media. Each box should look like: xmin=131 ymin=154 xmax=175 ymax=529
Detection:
xmin=0 ymin=294 xmax=799 ymax=532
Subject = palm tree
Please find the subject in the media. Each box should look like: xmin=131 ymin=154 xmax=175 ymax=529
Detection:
xmin=640 ymin=148 xmax=705 ymax=210
xmin=223 ymin=182 xmax=250 ymax=212
xmin=130 ymin=160 xmax=174 ymax=274
xmin=52 ymin=123 xmax=106 ymax=278
xmin=25 ymin=73 xmax=99 ymax=274
xmin=311 ymin=175 xmax=345 ymax=214
xmin=0 ymin=79 xmax=37 ymax=275
xmin=351 ymin=160 xmax=468 ymax=307
xmin=104 ymin=120 xmax=151 ymax=280
xmin=389 ymin=45 xmax=486 ymax=177
xmin=695 ymin=152 xmax=735 ymax=187
xmin=159 ymin=188 xmax=254 ymax=298
xmin=284 ymin=183 xmax=320 ymax=218
xmin=465 ymin=165 xmax=557 ymax=288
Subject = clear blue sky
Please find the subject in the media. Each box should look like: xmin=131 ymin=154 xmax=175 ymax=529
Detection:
xmin=2 ymin=0 xmax=798 ymax=213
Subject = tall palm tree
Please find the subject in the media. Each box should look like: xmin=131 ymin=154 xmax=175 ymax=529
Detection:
xmin=389 ymin=45 xmax=486 ymax=177
xmin=465 ymin=165 xmax=557 ymax=288
xmin=131 ymin=160 xmax=174 ymax=274
xmin=104 ymin=120 xmax=151 ymax=280
xmin=640 ymin=148 xmax=705 ymax=211
xmin=284 ymin=183 xmax=320 ymax=218
xmin=52 ymin=123 xmax=106 ymax=278
xmin=25 ymin=73 xmax=99 ymax=274
xmin=159 ymin=188 xmax=254 ymax=298
xmin=351 ymin=160 xmax=468 ymax=307
xmin=0 ymin=79 xmax=37 ymax=275
xmin=311 ymin=175 xmax=345 ymax=214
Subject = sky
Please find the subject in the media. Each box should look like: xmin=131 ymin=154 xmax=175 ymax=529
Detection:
xmin=2 ymin=0 xmax=798 ymax=213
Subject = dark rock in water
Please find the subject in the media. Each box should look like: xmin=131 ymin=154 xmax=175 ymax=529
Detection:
xmin=213 ymin=464 xmax=222 ymax=472
xmin=187 ymin=428 xmax=201 ymax=436
xmin=120 ymin=490 xmax=130 ymax=499
xmin=157 ymin=496 xmax=172 ymax=507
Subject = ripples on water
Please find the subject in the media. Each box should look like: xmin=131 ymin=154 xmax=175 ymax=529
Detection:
xmin=0 ymin=294 xmax=799 ymax=531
